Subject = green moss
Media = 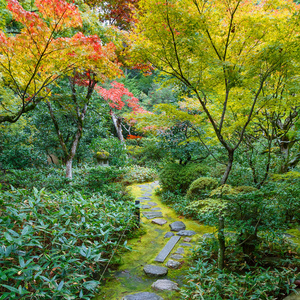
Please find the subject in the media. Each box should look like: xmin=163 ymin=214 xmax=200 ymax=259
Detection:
xmin=272 ymin=171 xmax=300 ymax=181
xmin=95 ymin=182 xmax=214 ymax=300
xmin=186 ymin=177 xmax=219 ymax=199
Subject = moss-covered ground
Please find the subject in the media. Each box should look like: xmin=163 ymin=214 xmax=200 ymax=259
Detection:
xmin=95 ymin=182 xmax=214 ymax=300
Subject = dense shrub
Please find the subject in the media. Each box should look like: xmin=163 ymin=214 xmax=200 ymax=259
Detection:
xmin=159 ymin=163 xmax=209 ymax=193
xmin=186 ymin=177 xmax=219 ymax=199
xmin=181 ymin=237 xmax=299 ymax=300
xmin=121 ymin=165 xmax=158 ymax=184
xmin=0 ymin=188 xmax=136 ymax=299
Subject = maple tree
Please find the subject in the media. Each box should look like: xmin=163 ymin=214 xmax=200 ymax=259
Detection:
xmin=130 ymin=0 xmax=300 ymax=268
xmin=85 ymin=0 xmax=139 ymax=30
xmin=0 ymin=0 xmax=121 ymax=124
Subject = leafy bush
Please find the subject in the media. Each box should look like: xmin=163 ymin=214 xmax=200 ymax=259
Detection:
xmin=210 ymin=184 xmax=237 ymax=197
xmin=0 ymin=188 xmax=136 ymax=299
xmin=159 ymin=163 xmax=209 ymax=193
xmin=186 ymin=177 xmax=219 ymax=199
xmin=121 ymin=165 xmax=158 ymax=184
xmin=181 ymin=238 xmax=299 ymax=300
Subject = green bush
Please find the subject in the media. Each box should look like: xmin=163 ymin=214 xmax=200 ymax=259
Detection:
xmin=181 ymin=238 xmax=299 ymax=300
xmin=121 ymin=165 xmax=158 ymax=184
xmin=159 ymin=163 xmax=209 ymax=193
xmin=210 ymin=184 xmax=237 ymax=197
xmin=0 ymin=188 xmax=136 ymax=299
xmin=186 ymin=177 xmax=219 ymax=199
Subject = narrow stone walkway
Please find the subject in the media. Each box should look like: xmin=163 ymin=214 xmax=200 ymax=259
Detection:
xmin=95 ymin=182 xmax=213 ymax=300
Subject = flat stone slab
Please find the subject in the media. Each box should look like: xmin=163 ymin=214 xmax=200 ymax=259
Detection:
xmin=166 ymin=259 xmax=181 ymax=269
xmin=154 ymin=236 xmax=181 ymax=262
xmin=137 ymin=197 xmax=152 ymax=201
xmin=143 ymin=264 xmax=168 ymax=277
xmin=177 ymin=230 xmax=196 ymax=236
xmin=147 ymin=202 xmax=158 ymax=206
xmin=169 ymin=221 xmax=186 ymax=232
xmin=152 ymin=218 xmax=167 ymax=225
xmin=152 ymin=279 xmax=179 ymax=291
xmin=164 ymin=232 xmax=174 ymax=238
xmin=143 ymin=193 xmax=153 ymax=197
xmin=151 ymin=207 xmax=161 ymax=211
xmin=175 ymin=247 xmax=184 ymax=254
xmin=122 ymin=292 xmax=163 ymax=300
xmin=143 ymin=211 xmax=163 ymax=219
xmin=180 ymin=243 xmax=192 ymax=247
xmin=141 ymin=205 xmax=151 ymax=209
xmin=170 ymin=254 xmax=183 ymax=260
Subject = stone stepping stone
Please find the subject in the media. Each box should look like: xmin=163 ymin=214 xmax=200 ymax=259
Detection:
xmin=177 ymin=230 xmax=196 ymax=236
xmin=152 ymin=279 xmax=179 ymax=291
xmin=151 ymin=207 xmax=161 ymax=211
xmin=175 ymin=247 xmax=184 ymax=254
xmin=122 ymin=292 xmax=164 ymax=300
xmin=154 ymin=236 xmax=181 ymax=263
xmin=202 ymin=233 xmax=215 ymax=239
xmin=283 ymin=233 xmax=295 ymax=238
xmin=122 ymin=292 xmax=163 ymax=300
xmin=169 ymin=221 xmax=186 ymax=232
xmin=170 ymin=254 xmax=183 ymax=260
xmin=164 ymin=232 xmax=174 ymax=238
xmin=152 ymin=218 xmax=167 ymax=225
xmin=147 ymin=202 xmax=158 ymax=206
xmin=143 ymin=211 xmax=163 ymax=219
xmin=137 ymin=197 xmax=152 ymax=201
xmin=180 ymin=243 xmax=192 ymax=247
xmin=141 ymin=205 xmax=151 ymax=209
xmin=165 ymin=259 xmax=181 ymax=269
xmin=143 ymin=264 xmax=168 ymax=277
xmin=143 ymin=192 xmax=153 ymax=197
xmin=183 ymin=237 xmax=192 ymax=242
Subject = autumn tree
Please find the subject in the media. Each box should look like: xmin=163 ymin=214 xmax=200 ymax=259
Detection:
xmin=131 ymin=0 xmax=300 ymax=268
xmin=0 ymin=0 xmax=119 ymax=124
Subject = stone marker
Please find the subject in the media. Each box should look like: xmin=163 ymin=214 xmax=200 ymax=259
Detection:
xmin=152 ymin=279 xmax=179 ymax=291
xmin=152 ymin=218 xmax=167 ymax=225
xmin=169 ymin=221 xmax=186 ymax=232
xmin=170 ymin=254 xmax=183 ymax=260
xmin=143 ymin=211 xmax=163 ymax=219
xmin=175 ymin=247 xmax=184 ymax=254
xmin=154 ymin=236 xmax=181 ymax=262
xmin=141 ymin=205 xmax=151 ymax=209
xmin=177 ymin=230 xmax=196 ymax=236
xmin=151 ymin=207 xmax=162 ymax=211
xmin=166 ymin=259 xmax=181 ymax=269
xmin=148 ymin=202 xmax=158 ymax=206
xmin=143 ymin=265 xmax=168 ymax=276
xmin=164 ymin=232 xmax=174 ymax=238
xmin=122 ymin=292 xmax=163 ymax=300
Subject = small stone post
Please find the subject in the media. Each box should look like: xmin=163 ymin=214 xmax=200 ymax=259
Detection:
xmin=134 ymin=200 xmax=140 ymax=227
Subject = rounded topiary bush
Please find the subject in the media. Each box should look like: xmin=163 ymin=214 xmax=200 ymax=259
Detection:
xmin=210 ymin=184 xmax=237 ymax=197
xmin=159 ymin=163 xmax=209 ymax=193
xmin=187 ymin=177 xmax=219 ymax=199
xmin=235 ymin=186 xmax=258 ymax=194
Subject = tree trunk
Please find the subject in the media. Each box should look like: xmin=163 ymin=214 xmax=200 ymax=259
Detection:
xmin=110 ymin=110 xmax=125 ymax=144
xmin=218 ymin=215 xmax=225 ymax=269
xmin=217 ymin=149 xmax=234 ymax=269
xmin=66 ymin=158 xmax=73 ymax=179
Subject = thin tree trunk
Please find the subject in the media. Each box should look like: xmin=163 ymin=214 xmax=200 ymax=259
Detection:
xmin=110 ymin=110 xmax=125 ymax=144
xmin=221 ymin=149 xmax=234 ymax=185
xmin=66 ymin=159 xmax=73 ymax=179
xmin=218 ymin=216 xmax=225 ymax=269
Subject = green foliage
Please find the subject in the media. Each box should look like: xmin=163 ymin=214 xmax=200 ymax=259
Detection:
xmin=159 ymin=163 xmax=209 ymax=194
xmin=272 ymin=171 xmax=300 ymax=181
xmin=210 ymin=184 xmax=237 ymax=197
xmin=91 ymin=137 xmax=127 ymax=167
xmin=0 ymin=188 xmax=136 ymax=299
xmin=121 ymin=165 xmax=158 ymax=185
xmin=182 ymin=238 xmax=299 ymax=300
xmin=186 ymin=177 xmax=219 ymax=199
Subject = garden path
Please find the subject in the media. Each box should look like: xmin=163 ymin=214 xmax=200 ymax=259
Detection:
xmin=95 ymin=181 xmax=213 ymax=300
